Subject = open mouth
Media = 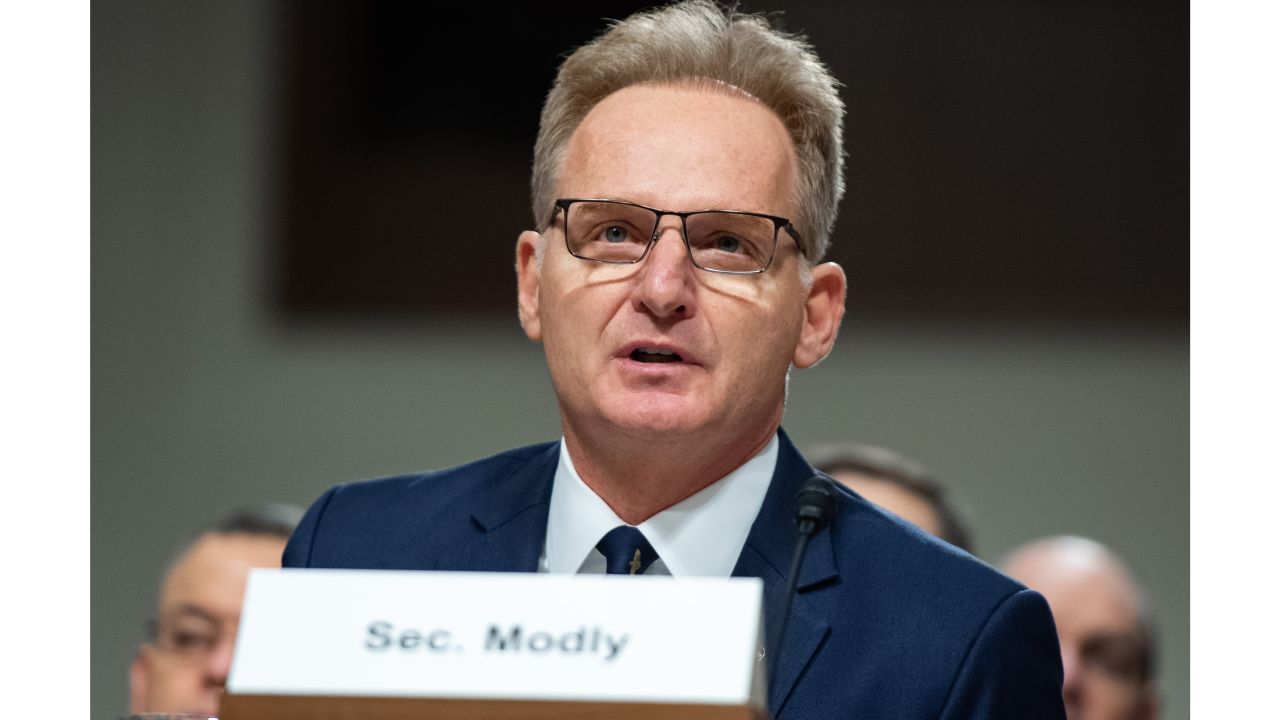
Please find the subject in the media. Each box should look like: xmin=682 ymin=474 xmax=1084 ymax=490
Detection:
xmin=630 ymin=347 xmax=683 ymax=363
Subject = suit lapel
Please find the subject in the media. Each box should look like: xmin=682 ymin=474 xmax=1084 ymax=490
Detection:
xmin=733 ymin=429 xmax=839 ymax=718
xmin=435 ymin=442 xmax=559 ymax=573
xmin=431 ymin=432 xmax=837 ymax=716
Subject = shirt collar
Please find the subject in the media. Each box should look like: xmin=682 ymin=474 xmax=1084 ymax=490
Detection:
xmin=543 ymin=433 xmax=779 ymax=577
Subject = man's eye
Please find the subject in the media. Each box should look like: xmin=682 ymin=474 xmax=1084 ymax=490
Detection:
xmin=603 ymin=226 xmax=630 ymax=243
xmin=169 ymin=630 xmax=216 ymax=652
xmin=714 ymin=235 xmax=742 ymax=253
xmin=1080 ymin=637 xmax=1144 ymax=681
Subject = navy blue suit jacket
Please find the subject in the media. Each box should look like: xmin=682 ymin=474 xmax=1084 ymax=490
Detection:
xmin=285 ymin=430 xmax=1065 ymax=718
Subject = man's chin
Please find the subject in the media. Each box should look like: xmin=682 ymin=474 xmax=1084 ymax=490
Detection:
xmin=594 ymin=395 xmax=713 ymax=440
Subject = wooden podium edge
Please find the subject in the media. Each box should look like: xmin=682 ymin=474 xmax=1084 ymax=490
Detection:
xmin=220 ymin=693 xmax=767 ymax=720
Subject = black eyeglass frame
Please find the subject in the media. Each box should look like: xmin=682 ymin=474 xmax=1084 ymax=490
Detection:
xmin=549 ymin=198 xmax=806 ymax=275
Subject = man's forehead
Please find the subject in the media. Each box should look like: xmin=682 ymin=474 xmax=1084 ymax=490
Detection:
xmin=833 ymin=472 xmax=944 ymax=536
xmin=161 ymin=601 xmax=225 ymax=625
xmin=1044 ymin=568 xmax=1141 ymax=623
xmin=560 ymin=83 xmax=798 ymax=216
xmin=1009 ymin=545 xmax=1145 ymax=633
xmin=159 ymin=533 xmax=285 ymax=607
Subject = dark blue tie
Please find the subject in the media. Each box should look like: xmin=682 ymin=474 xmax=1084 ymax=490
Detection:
xmin=596 ymin=526 xmax=660 ymax=575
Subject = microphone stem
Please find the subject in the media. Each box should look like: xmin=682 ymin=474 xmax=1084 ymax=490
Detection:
xmin=768 ymin=519 xmax=815 ymax=689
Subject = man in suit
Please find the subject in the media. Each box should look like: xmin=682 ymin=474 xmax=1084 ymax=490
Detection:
xmin=286 ymin=2 xmax=1066 ymax=716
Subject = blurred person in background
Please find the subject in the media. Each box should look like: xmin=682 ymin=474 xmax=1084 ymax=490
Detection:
xmin=808 ymin=442 xmax=974 ymax=553
xmin=128 ymin=503 xmax=304 ymax=717
xmin=1002 ymin=536 xmax=1159 ymax=720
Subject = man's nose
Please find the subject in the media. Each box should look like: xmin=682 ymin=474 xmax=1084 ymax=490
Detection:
xmin=205 ymin=636 xmax=237 ymax=688
xmin=632 ymin=225 xmax=696 ymax=319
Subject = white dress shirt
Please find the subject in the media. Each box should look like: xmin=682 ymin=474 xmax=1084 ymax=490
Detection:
xmin=539 ymin=434 xmax=779 ymax=577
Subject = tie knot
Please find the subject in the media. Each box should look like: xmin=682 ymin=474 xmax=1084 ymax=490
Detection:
xmin=596 ymin=526 xmax=660 ymax=575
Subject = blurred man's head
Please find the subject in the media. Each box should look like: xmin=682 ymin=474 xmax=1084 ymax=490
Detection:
xmin=129 ymin=503 xmax=303 ymax=717
xmin=1002 ymin=536 xmax=1158 ymax=720
xmin=808 ymin=443 xmax=973 ymax=552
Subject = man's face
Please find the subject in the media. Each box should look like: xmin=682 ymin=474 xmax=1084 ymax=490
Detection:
xmin=1004 ymin=543 xmax=1158 ymax=720
xmin=129 ymin=532 xmax=286 ymax=716
xmin=517 ymin=84 xmax=843 ymax=449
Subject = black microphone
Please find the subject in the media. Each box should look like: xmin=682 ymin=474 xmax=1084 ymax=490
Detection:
xmin=768 ymin=475 xmax=838 ymax=696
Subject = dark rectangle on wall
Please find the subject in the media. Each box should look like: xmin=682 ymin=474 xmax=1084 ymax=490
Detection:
xmin=273 ymin=0 xmax=1187 ymax=324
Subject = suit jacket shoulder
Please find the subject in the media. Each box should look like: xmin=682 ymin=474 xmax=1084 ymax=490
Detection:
xmin=743 ymin=432 xmax=1064 ymax=718
xmin=824 ymin=493 xmax=1063 ymax=717
xmin=283 ymin=441 xmax=558 ymax=571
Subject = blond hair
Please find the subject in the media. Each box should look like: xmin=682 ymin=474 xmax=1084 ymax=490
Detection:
xmin=531 ymin=0 xmax=845 ymax=261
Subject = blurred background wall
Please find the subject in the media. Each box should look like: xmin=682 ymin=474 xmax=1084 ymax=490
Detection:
xmin=93 ymin=1 xmax=1187 ymax=718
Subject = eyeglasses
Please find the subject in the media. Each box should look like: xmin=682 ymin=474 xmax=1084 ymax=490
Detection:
xmin=1076 ymin=632 xmax=1152 ymax=686
xmin=550 ymin=198 xmax=804 ymax=274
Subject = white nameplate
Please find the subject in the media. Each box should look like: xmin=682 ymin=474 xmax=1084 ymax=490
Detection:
xmin=228 ymin=569 xmax=765 ymax=707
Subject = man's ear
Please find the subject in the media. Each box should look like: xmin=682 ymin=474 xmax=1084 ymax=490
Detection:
xmin=516 ymin=230 xmax=543 ymax=341
xmin=128 ymin=647 xmax=152 ymax=714
xmin=793 ymin=262 xmax=846 ymax=369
